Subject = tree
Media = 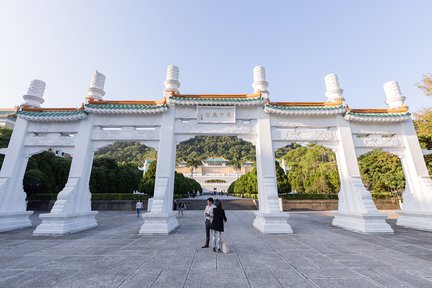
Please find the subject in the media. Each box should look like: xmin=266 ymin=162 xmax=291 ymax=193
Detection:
xmin=282 ymin=143 xmax=340 ymax=194
xmin=24 ymin=169 xmax=51 ymax=195
xmin=358 ymin=149 xmax=405 ymax=197
xmin=230 ymin=157 xmax=242 ymax=179
xmin=413 ymin=108 xmax=432 ymax=149
xmin=185 ymin=152 xmax=203 ymax=178
xmin=417 ymin=74 xmax=432 ymax=96
xmin=275 ymin=161 xmax=290 ymax=194
xmin=138 ymin=161 xmax=157 ymax=196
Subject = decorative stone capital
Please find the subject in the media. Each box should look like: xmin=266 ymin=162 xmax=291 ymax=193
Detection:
xmin=384 ymin=81 xmax=406 ymax=109
xmin=87 ymin=71 xmax=106 ymax=101
xmin=22 ymin=79 xmax=46 ymax=108
xmin=164 ymin=65 xmax=180 ymax=93
xmin=324 ymin=73 xmax=343 ymax=102
xmin=252 ymin=66 xmax=269 ymax=94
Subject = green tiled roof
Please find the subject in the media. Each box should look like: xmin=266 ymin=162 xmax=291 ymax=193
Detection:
xmin=0 ymin=110 xmax=14 ymax=116
xmin=18 ymin=110 xmax=87 ymax=117
xmin=265 ymin=104 xmax=345 ymax=111
xmin=203 ymin=157 xmax=229 ymax=162
xmin=346 ymin=112 xmax=411 ymax=118
xmin=85 ymin=103 xmax=168 ymax=110
xmin=170 ymin=96 xmax=262 ymax=102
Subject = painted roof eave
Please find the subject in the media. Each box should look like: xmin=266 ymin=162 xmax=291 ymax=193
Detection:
xmin=264 ymin=104 xmax=346 ymax=116
xmin=17 ymin=110 xmax=88 ymax=122
xmin=344 ymin=112 xmax=411 ymax=122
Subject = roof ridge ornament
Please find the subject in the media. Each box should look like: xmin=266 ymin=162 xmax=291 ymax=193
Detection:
xmin=87 ymin=71 xmax=106 ymax=101
xmin=252 ymin=66 xmax=269 ymax=97
xmin=164 ymin=65 xmax=180 ymax=96
xmin=324 ymin=73 xmax=344 ymax=102
xmin=384 ymin=81 xmax=407 ymax=110
xmin=22 ymin=79 xmax=46 ymax=108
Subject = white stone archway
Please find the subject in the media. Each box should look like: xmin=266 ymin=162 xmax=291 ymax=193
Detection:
xmin=1 ymin=67 xmax=431 ymax=236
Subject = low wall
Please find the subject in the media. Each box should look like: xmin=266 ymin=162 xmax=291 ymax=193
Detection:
xmin=27 ymin=199 xmax=400 ymax=212
xmin=281 ymin=199 xmax=400 ymax=211
xmin=28 ymin=200 xmax=149 ymax=211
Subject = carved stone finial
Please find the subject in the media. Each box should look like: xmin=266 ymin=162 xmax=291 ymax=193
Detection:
xmin=383 ymin=81 xmax=406 ymax=109
xmin=164 ymin=65 xmax=180 ymax=93
xmin=324 ymin=73 xmax=343 ymax=102
xmin=87 ymin=71 xmax=106 ymax=100
xmin=252 ymin=66 xmax=269 ymax=94
xmin=22 ymin=79 xmax=46 ymax=108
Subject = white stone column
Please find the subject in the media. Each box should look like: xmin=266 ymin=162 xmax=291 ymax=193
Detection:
xmin=139 ymin=107 xmax=179 ymax=234
xmin=139 ymin=65 xmax=180 ymax=234
xmin=33 ymin=114 xmax=98 ymax=236
xmin=397 ymin=120 xmax=432 ymax=231
xmin=33 ymin=72 xmax=102 ymax=236
xmin=0 ymin=117 xmax=33 ymax=232
xmin=253 ymin=107 xmax=293 ymax=233
xmin=332 ymin=116 xmax=393 ymax=233
xmin=0 ymin=79 xmax=47 ymax=232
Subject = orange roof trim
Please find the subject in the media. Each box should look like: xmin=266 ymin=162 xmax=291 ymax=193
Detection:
xmin=348 ymin=106 xmax=409 ymax=114
xmin=172 ymin=93 xmax=261 ymax=99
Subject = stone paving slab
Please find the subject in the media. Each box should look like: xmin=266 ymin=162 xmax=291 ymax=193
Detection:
xmin=0 ymin=210 xmax=432 ymax=287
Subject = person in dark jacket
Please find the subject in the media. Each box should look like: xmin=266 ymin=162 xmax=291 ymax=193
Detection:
xmin=210 ymin=201 xmax=227 ymax=252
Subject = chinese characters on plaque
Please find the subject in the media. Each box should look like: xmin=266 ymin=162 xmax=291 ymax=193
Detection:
xmin=197 ymin=107 xmax=236 ymax=123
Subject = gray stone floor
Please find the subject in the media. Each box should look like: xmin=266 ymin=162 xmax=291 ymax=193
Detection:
xmin=1 ymin=211 xmax=432 ymax=288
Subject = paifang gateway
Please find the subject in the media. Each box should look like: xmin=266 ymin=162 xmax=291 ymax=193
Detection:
xmin=0 ymin=66 xmax=431 ymax=236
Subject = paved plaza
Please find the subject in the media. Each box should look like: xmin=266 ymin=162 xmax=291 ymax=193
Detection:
xmin=1 ymin=210 xmax=432 ymax=288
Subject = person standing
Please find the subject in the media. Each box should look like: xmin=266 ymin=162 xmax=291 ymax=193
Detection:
xmin=202 ymin=197 xmax=215 ymax=248
xmin=210 ymin=201 xmax=227 ymax=252
xmin=136 ymin=199 xmax=143 ymax=218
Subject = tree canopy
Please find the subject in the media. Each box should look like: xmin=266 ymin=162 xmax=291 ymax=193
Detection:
xmin=417 ymin=74 xmax=432 ymax=97
xmin=358 ymin=149 xmax=405 ymax=196
xmin=176 ymin=136 xmax=256 ymax=163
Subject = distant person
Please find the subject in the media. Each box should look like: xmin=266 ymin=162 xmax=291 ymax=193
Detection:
xmin=202 ymin=197 xmax=215 ymax=248
xmin=210 ymin=201 xmax=227 ymax=252
xmin=136 ymin=199 xmax=143 ymax=218
xmin=173 ymin=200 xmax=178 ymax=211
xmin=178 ymin=201 xmax=186 ymax=217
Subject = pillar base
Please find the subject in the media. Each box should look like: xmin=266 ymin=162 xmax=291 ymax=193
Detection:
xmin=139 ymin=211 xmax=179 ymax=235
xmin=33 ymin=211 xmax=98 ymax=236
xmin=332 ymin=211 xmax=393 ymax=234
xmin=0 ymin=211 xmax=33 ymax=232
xmin=253 ymin=211 xmax=293 ymax=233
xmin=397 ymin=210 xmax=432 ymax=232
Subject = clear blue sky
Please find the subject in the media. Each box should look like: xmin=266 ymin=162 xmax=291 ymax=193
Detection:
xmin=1 ymin=0 xmax=431 ymax=112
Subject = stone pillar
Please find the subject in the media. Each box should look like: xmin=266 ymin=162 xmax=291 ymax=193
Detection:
xmin=33 ymin=114 xmax=98 ymax=236
xmin=0 ymin=117 xmax=33 ymax=232
xmin=163 ymin=65 xmax=180 ymax=95
xmin=139 ymin=66 xmax=180 ymax=234
xmin=324 ymin=73 xmax=344 ymax=102
xmin=332 ymin=116 xmax=393 ymax=233
xmin=0 ymin=79 xmax=47 ymax=232
xmin=33 ymin=72 xmax=104 ymax=236
xmin=252 ymin=66 xmax=292 ymax=233
xmin=397 ymin=120 xmax=432 ymax=231
xmin=86 ymin=71 xmax=106 ymax=101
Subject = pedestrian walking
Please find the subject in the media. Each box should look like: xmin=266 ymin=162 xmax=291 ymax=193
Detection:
xmin=210 ymin=201 xmax=227 ymax=252
xmin=202 ymin=197 xmax=215 ymax=248
xmin=136 ymin=199 xmax=143 ymax=218
xmin=178 ymin=201 xmax=186 ymax=217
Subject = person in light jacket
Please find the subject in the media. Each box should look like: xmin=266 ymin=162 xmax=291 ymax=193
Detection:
xmin=210 ymin=201 xmax=227 ymax=252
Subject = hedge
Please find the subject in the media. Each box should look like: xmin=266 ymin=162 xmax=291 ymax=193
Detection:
xmin=281 ymin=194 xmax=339 ymax=200
xmin=27 ymin=193 xmax=149 ymax=201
